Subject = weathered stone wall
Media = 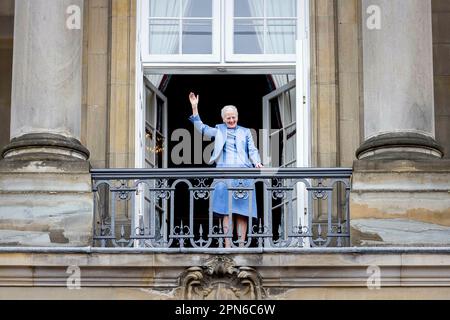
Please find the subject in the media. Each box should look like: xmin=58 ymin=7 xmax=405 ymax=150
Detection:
xmin=350 ymin=159 xmax=450 ymax=246
xmin=0 ymin=250 xmax=449 ymax=299
xmin=0 ymin=161 xmax=93 ymax=246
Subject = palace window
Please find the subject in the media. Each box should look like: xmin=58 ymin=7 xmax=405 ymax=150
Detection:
xmin=141 ymin=0 xmax=298 ymax=63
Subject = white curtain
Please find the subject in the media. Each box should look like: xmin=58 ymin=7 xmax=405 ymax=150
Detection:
xmin=246 ymin=0 xmax=296 ymax=54
xmin=148 ymin=0 xmax=191 ymax=87
xmin=149 ymin=0 xmax=191 ymax=55
xmin=246 ymin=0 xmax=264 ymax=53
xmin=265 ymin=0 xmax=296 ymax=54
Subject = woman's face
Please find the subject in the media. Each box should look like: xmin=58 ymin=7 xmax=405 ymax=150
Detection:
xmin=223 ymin=110 xmax=238 ymax=128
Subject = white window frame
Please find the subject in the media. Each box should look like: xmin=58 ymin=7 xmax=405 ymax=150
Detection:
xmin=141 ymin=0 xmax=299 ymax=64
xmin=141 ymin=0 xmax=221 ymax=63
xmin=224 ymin=0 xmax=298 ymax=63
xmin=136 ymin=0 xmax=311 ymax=244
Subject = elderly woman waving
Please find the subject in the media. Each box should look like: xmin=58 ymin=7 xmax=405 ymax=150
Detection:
xmin=188 ymin=92 xmax=263 ymax=248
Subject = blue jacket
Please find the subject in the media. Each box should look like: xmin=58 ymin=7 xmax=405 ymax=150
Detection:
xmin=189 ymin=115 xmax=261 ymax=167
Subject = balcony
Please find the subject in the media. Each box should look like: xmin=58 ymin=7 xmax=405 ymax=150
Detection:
xmin=91 ymin=167 xmax=352 ymax=251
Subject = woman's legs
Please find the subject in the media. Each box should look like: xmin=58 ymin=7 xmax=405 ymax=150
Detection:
xmin=236 ymin=215 xmax=248 ymax=247
xmin=222 ymin=215 xmax=248 ymax=248
xmin=222 ymin=215 xmax=232 ymax=248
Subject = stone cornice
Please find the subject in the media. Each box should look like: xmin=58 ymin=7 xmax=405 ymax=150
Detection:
xmin=0 ymin=251 xmax=449 ymax=293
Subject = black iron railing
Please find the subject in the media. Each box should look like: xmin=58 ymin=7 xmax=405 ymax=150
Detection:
xmin=91 ymin=168 xmax=352 ymax=250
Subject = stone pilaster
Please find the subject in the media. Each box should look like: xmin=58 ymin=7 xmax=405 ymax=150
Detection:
xmin=0 ymin=0 xmax=92 ymax=246
xmin=2 ymin=0 xmax=88 ymax=161
xmin=356 ymin=0 xmax=443 ymax=160
xmin=351 ymin=0 xmax=450 ymax=246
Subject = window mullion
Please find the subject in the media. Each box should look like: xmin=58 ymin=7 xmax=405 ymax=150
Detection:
xmin=263 ymin=0 xmax=267 ymax=54
xmin=221 ymin=0 xmax=225 ymax=63
xmin=179 ymin=0 xmax=183 ymax=55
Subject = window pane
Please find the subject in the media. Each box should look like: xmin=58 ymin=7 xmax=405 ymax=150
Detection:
xmin=149 ymin=20 xmax=180 ymax=54
xmin=149 ymin=0 xmax=180 ymax=17
xmin=234 ymin=19 xmax=263 ymax=54
xmin=266 ymin=0 xmax=296 ymax=17
xmin=234 ymin=0 xmax=263 ymax=17
xmin=184 ymin=0 xmax=212 ymax=17
xmin=182 ymin=19 xmax=212 ymax=54
xmin=266 ymin=19 xmax=296 ymax=54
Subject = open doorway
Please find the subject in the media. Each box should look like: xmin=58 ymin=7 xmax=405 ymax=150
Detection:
xmin=141 ymin=73 xmax=300 ymax=247
xmin=162 ymin=75 xmax=272 ymax=168
xmin=165 ymin=75 xmax=274 ymax=245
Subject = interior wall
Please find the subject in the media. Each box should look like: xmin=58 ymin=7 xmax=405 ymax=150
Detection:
xmin=0 ymin=0 xmax=14 ymax=153
xmin=432 ymin=0 xmax=450 ymax=158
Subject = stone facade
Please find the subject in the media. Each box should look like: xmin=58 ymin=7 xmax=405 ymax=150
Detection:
xmin=0 ymin=160 xmax=93 ymax=246
xmin=0 ymin=1 xmax=447 ymax=167
xmin=0 ymin=0 xmax=449 ymax=299
xmin=0 ymin=249 xmax=449 ymax=299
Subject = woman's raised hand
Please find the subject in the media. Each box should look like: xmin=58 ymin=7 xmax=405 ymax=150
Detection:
xmin=189 ymin=92 xmax=199 ymax=106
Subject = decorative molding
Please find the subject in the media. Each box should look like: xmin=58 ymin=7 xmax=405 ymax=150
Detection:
xmin=356 ymin=132 xmax=444 ymax=160
xmin=1 ymin=133 xmax=90 ymax=161
xmin=180 ymin=256 xmax=266 ymax=300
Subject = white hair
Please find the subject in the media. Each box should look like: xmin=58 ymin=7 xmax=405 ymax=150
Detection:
xmin=221 ymin=105 xmax=238 ymax=119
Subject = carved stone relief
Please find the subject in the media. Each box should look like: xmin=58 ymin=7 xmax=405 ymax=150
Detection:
xmin=179 ymin=256 xmax=266 ymax=300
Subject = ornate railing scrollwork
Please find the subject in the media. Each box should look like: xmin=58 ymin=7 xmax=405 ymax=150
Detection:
xmin=91 ymin=167 xmax=352 ymax=250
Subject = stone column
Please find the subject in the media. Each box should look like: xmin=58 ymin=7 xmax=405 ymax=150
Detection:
xmin=0 ymin=0 xmax=92 ymax=246
xmin=350 ymin=0 xmax=450 ymax=247
xmin=2 ymin=0 xmax=88 ymax=160
xmin=356 ymin=0 xmax=443 ymax=160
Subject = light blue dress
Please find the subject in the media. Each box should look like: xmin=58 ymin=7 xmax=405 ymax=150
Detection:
xmin=189 ymin=115 xmax=260 ymax=218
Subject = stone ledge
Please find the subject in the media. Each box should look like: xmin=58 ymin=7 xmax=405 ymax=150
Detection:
xmin=1 ymin=249 xmax=450 ymax=266
xmin=0 ymin=159 xmax=91 ymax=173
xmin=353 ymin=158 xmax=450 ymax=172
xmin=0 ymin=160 xmax=93 ymax=247
xmin=350 ymin=158 xmax=450 ymax=238
xmin=0 ymin=251 xmax=449 ymax=299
